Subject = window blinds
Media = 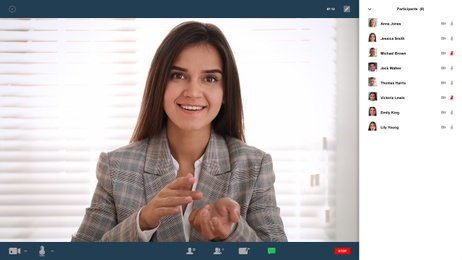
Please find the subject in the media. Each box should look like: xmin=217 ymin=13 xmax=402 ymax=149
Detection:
xmin=0 ymin=18 xmax=337 ymax=242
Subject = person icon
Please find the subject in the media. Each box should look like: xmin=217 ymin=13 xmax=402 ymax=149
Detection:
xmin=368 ymin=62 xmax=377 ymax=72
xmin=39 ymin=246 xmax=45 ymax=257
xmin=369 ymin=47 xmax=377 ymax=57
xmin=369 ymin=92 xmax=377 ymax=101
xmin=369 ymin=107 xmax=377 ymax=116
xmin=368 ymin=77 xmax=376 ymax=87
xmin=369 ymin=18 xmax=377 ymax=27
xmin=186 ymin=248 xmax=194 ymax=255
xmin=368 ymin=121 xmax=377 ymax=131
xmin=213 ymin=248 xmax=222 ymax=255
xmin=368 ymin=32 xmax=376 ymax=42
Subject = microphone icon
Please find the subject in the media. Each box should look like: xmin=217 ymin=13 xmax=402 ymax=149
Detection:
xmin=39 ymin=246 xmax=45 ymax=257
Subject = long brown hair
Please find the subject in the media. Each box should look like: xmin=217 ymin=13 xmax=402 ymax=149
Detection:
xmin=130 ymin=21 xmax=245 ymax=143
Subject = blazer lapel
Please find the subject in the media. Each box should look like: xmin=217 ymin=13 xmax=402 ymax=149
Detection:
xmin=190 ymin=130 xmax=231 ymax=241
xmin=143 ymin=130 xmax=186 ymax=242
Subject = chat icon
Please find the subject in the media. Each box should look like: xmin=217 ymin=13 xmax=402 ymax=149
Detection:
xmin=267 ymin=247 xmax=276 ymax=255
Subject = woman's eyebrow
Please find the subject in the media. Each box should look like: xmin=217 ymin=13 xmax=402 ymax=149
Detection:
xmin=204 ymin=69 xmax=223 ymax=74
xmin=171 ymin=65 xmax=187 ymax=72
xmin=171 ymin=65 xmax=222 ymax=75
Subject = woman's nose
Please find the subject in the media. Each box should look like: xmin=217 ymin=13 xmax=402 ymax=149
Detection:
xmin=183 ymin=79 xmax=202 ymax=98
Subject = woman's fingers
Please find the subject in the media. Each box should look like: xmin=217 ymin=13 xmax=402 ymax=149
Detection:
xmin=141 ymin=173 xmax=202 ymax=230
xmin=188 ymin=199 xmax=241 ymax=240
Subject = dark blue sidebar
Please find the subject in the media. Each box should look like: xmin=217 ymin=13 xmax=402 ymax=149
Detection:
xmin=2 ymin=0 xmax=358 ymax=18
xmin=1 ymin=242 xmax=358 ymax=260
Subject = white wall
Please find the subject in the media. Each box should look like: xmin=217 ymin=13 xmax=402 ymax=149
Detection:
xmin=335 ymin=18 xmax=359 ymax=241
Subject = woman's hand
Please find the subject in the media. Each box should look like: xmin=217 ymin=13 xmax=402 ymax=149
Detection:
xmin=139 ymin=173 xmax=203 ymax=230
xmin=188 ymin=198 xmax=241 ymax=241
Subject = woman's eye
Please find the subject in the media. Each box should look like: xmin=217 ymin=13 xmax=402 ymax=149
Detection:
xmin=171 ymin=73 xmax=185 ymax=79
xmin=205 ymin=76 xmax=217 ymax=83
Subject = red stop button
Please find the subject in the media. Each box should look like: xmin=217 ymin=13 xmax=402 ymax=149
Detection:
xmin=334 ymin=248 xmax=351 ymax=255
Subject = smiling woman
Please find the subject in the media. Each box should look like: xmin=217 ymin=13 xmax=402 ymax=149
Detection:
xmin=71 ymin=21 xmax=288 ymax=242
xmin=163 ymin=45 xmax=224 ymax=137
xmin=0 ymin=18 xmax=354 ymax=243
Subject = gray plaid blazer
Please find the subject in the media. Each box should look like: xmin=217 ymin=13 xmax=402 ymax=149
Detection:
xmin=71 ymin=129 xmax=287 ymax=242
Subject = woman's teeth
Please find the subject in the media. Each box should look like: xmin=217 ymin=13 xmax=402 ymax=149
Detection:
xmin=181 ymin=105 xmax=203 ymax=111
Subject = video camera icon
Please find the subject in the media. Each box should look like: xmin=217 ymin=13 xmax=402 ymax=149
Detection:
xmin=9 ymin=248 xmax=21 ymax=255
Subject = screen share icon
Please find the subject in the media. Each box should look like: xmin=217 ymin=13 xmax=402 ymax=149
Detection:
xmin=238 ymin=247 xmax=250 ymax=255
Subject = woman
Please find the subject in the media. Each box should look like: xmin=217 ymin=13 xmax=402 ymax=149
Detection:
xmin=368 ymin=121 xmax=377 ymax=131
xmin=368 ymin=33 xmax=376 ymax=42
xmin=369 ymin=107 xmax=377 ymax=116
xmin=369 ymin=18 xmax=377 ymax=27
xmin=369 ymin=92 xmax=377 ymax=101
xmin=71 ymin=21 xmax=287 ymax=242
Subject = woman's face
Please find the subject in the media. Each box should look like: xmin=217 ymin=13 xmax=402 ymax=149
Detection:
xmin=163 ymin=44 xmax=224 ymax=133
xmin=369 ymin=33 xmax=376 ymax=42
xmin=369 ymin=107 xmax=376 ymax=116
xmin=370 ymin=123 xmax=376 ymax=131
xmin=369 ymin=19 xmax=376 ymax=27
xmin=369 ymin=93 xmax=376 ymax=101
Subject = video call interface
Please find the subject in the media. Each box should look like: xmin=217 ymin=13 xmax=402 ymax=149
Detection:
xmin=1 ymin=0 xmax=461 ymax=259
